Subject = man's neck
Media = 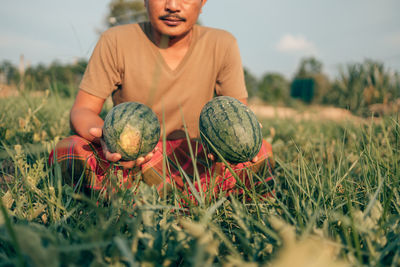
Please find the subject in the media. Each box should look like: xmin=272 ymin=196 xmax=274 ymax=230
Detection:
xmin=148 ymin=24 xmax=195 ymax=70
xmin=151 ymin=27 xmax=193 ymax=50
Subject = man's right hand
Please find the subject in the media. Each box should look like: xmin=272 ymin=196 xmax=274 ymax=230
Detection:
xmin=89 ymin=127 xmax=157 ymax=169
xmin=71 ymin=91 xmax=157 ymax=169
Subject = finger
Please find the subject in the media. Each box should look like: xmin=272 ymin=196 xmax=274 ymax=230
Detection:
xmin=259 ymin=122 xmax=263 ymax=129
xmin=89 ymin=127 xmax=103 ymax=144
xmin=144 ymin=152 xmax=154 ymax=163
xmin=105 ymin=151 xmax=122 ymax=162
xmin=100 ymin=139 xmax=118 ymax=161
xmin=252 ymin=156 xmax=259 ymax=163
xmin=135 ymin=157 xmax=146 ymax=166
xmin=100 ymin=140 xmax=119 ymax=162
xmin=89 ymin=127 xmax=103 ymax=138
xmin=119 ymin=160 xmax=135 ymax=169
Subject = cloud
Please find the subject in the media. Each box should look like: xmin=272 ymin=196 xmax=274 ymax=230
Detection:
xmin=276 ymin=34 xmax=317 ymax=54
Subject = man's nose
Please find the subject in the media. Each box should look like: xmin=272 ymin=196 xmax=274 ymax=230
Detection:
xmin=165 ymin=0 xmax=180 ymax=12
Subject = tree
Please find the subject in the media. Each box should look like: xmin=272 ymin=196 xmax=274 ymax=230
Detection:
xmin=106 ymin=0 xmax=147 ymax=27
xmin=291 ymin=57 xmax=330 ymax=103
xmin=324 ymin=59 xmax=400 ymax=115
xmin=258 ymin=73 xmax=289 ymax=103
xmin=0 ymin=60 xmax=20 ymax=85
xmin=244 ymin=67 xmax=258 ymax=99
xmin=295 ymin=57 xmax=323 ymax=78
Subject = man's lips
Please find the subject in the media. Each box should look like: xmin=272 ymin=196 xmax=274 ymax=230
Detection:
xmin=159 ymin=15 xmax=186 ymax=26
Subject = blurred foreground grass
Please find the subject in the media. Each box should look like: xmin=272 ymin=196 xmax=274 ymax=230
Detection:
xmin=0 ymin=92 xmax=399 ymax=266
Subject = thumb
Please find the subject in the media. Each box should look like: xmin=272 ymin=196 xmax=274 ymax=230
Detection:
xmin=89 ymin=127 xmax=103 ymax=143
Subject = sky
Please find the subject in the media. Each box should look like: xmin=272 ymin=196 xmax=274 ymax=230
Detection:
xmin=1 ymin=0 xmax=399 ymax=79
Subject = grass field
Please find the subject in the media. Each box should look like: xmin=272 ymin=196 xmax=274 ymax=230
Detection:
xmin=0 ymin=91 xmax=399 ymax=266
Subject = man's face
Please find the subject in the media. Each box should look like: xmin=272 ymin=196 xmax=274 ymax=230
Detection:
xmin=144 ymin=0 xmax=206 ymax=38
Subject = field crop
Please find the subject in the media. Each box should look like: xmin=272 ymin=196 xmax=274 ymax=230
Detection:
xmin=0 ymin=91 xmax=399 ymax=266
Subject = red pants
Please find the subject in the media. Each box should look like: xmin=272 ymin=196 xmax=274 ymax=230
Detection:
xmin=49 ymin=136 xmax=274 ymax=201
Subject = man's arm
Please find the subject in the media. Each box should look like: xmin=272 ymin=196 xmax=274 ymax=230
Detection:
xmin=70 ymin=90 xmax=123 ymax=163
xmin=70 ymin=90 xmax=105 ymax=144
xmin=238 ymin=98 xmax=247 ymax=105
xmin=215 ymin=34 xmax=248 ymax=101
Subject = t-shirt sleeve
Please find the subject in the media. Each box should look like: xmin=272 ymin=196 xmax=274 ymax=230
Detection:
xmin=215 ymin=37 xmax=248 ymax=99
xmin=79 ymin=32 xmax=122 ymax=99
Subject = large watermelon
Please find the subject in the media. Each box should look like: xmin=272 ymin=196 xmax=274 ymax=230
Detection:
xmin=199 ymin=96 xmax=262 ymax=164
xmin=103 ymin=102 xmax=160 ymax=161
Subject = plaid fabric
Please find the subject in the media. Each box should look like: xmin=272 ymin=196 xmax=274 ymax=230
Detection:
xmin=49 ymin=135 xmax=275 ymax=200
xmin=49 ymin=136 xmax=137 ymax=192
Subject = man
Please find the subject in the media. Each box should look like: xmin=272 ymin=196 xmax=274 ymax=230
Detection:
xmin=51 ymin=0 xmax=274 ymax=200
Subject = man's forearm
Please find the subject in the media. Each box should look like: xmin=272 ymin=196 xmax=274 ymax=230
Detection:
xmin=70 ymin=108 xmax=104 ymax=143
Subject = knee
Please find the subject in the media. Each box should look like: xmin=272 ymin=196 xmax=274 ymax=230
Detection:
xmin=51 ymin=135 xmax=94 ymax=163
xmin=259 ymin=139 xmax=273 ymax=159
xmin=55 ymin=135 xmax=91 ymax=151
xmin=49 ymin=135 xmax=96 ymax=188
xmin=244 ymin=139 xmax=274 ymax=174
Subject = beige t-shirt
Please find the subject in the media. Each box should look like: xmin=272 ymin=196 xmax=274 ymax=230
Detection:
xmin=80 ymin=22 xmax=247 ymax=139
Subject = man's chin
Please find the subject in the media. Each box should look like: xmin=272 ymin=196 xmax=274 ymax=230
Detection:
xmin=165 ymin=28 xmax=193 ymax=39
xmin=160 ymin=29 xmax=184 ymax=37
xmin=157 ymin=23 xmax=189 ymax=35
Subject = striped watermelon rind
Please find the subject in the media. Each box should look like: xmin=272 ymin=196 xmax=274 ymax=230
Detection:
xmin=103 ymin=102 xmax=160 ymax=161
xmin=199 ymin=96 xmax=262 ymax=164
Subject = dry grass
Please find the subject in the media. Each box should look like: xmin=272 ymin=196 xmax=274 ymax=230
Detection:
xmin=0 ymin=93 xmax=399 ymax=266
xmin=250 ymin=103 xmax=362 ymax=123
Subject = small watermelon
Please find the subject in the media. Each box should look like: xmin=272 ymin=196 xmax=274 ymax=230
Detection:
xmin=103 ymin=102 xmax=160 ymax=161
xmin=199 ymin=96 xmax=262 ymax=164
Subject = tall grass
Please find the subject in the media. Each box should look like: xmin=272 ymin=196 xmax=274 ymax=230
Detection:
xmin=0 ymin=92 xmax=399 ymax=266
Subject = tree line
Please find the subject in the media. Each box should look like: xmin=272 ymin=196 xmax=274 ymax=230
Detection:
xmin=246 ymin=58 xmax=400 ymax=116
xmin=1 ymin=56 xmax=399 ymax=116
xmin=0 ymin=59 xmax=87 ymax=98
